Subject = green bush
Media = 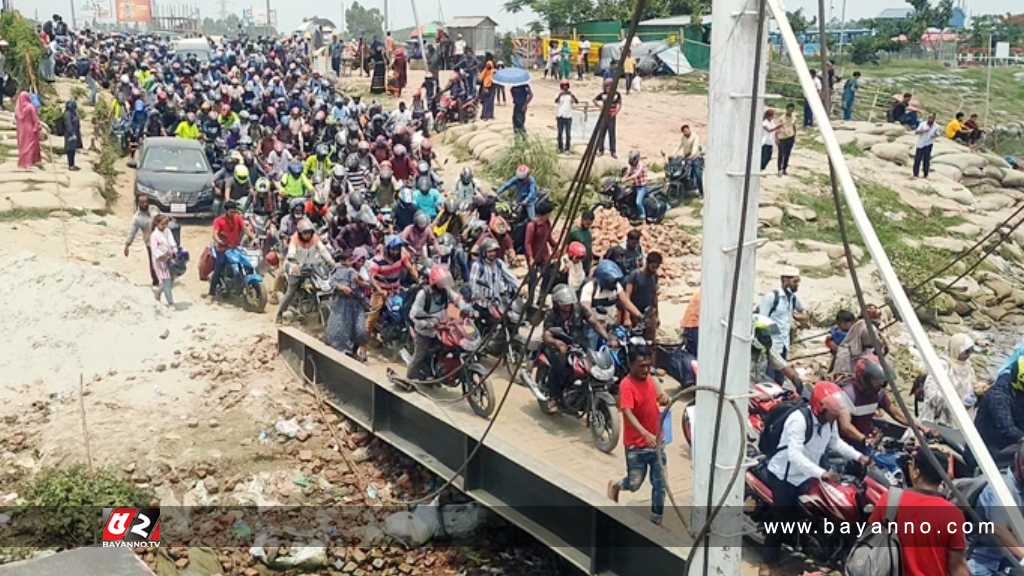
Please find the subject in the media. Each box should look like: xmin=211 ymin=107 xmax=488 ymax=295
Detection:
xmin=39 ymin=102 xmax=64 ymax=133
xmin=850 ymin=37 xmax=881 ymax=65
xmin=15 ymin=466 xmax=153 ymax=548
xmin=485 ymin=135 xmax=562 ymax=200
xmin=0 ymin=12 xmax=44 ymax=94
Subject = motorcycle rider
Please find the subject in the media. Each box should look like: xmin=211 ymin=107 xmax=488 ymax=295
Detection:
xmin=496 ymin=164 xmax=539 ymax=221
xmin=407 ymin=264 xmax=474 ymax=381
xmin=366 ymin=235 xmax=419 ymax=337
xmin=303 ymin=142 xmax=333 ymax=180
xmin=344 ymin=154 xmax=371 ymax=197
xmin=276 ymin=218 xmax=335 ymax=323
xmin=207 ymin=200 xmax=254 ymax=299
xmin=278 ymin=199 xmax=308 ymax=256
xmin=967 ymin=442 xmax=1024 ymax=575
xmin=972 ymin=350 xmax=1024 ymax=470
xmin=620 ymin=150 xmax=650 ymax=221
xmin=174 ymin=110 xmax=201 ymax=140
xmin=249 ymin=177 xmax=277 ymax=217
xmin=370 ymin=160 xmax=401 ymax=207
xmin=470 ymin=238 xmax=518 ymax=310
xmin=217 ymin=164 xmax=252 ymax=214
xmin=390 ymin=143 xmax=416 ymax=182
xmin=761 ymin=381 xmax=870 ymax=570
xmin=837 ymin=353 xmax=910 ymax=450
xmin=579 ymin=259 xmax=642 ymax=350
xmin=452 ymin=167 xmax=480 ymax=209
xmin=400 ymin=211 xmax=439 ymax=259
xmin=432 ymin=197 xmax=464 ymax=238
xmin=675 ymin=124 xmax=704 ymax=197
xmin=434 ymin=232 xmax=469 ymax=285
xmin=542 ymin=284 xmax=617 ymax=412
xmin=413 ymin=175 xmax=444 ymax=220
xmin=278 ymin=162 xmax=313 ymax=217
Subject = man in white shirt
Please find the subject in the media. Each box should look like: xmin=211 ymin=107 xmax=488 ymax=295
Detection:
xmin=761 ymin=381 xmax=869 ymax=569
xmin=554 ymin=80 xmax=579 ymax=153
xmin=913 ymin=113 xmax=941 ymax=179
xmin=454 ymin=34 xmax=466 ymax=65
xmin=580 ymin=36 xmax=591 ymax=74
xmin=803 ymin=69 xmax=824 ymax=127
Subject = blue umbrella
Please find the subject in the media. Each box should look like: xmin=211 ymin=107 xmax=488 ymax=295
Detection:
xmin=492 ymin=67 xmax=531 ymax=87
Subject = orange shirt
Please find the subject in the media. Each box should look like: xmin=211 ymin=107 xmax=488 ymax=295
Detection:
xmin=681 ymin=289 xmax=701 ymax=329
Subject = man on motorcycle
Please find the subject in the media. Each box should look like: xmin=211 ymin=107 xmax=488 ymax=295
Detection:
xmin=174 ymin=111 xmax=201 ymax=140
xmin=837 ymin=354 xmax=910 ymax=450
xmin=303 ymin=143 xmax=333 ymax=180
xmin=400 ymin=211 xmax=439 ymax=259
xmin=973 ymin=352 xmax=1024 ymax=467
xmin=276 ymin=219 xmax=335 ymax=323
xmin=542 ymin=284 xmax=616 ymax=412
xmin=391 ymin=144 xmax=416 ymax=182
xmin=580 ymin=259 xmax=642 ymax=350
xmin=278 ymin=162 xmax=313 ymax=212
xmin=470 ymin=238 xmax=518 ymax=307
xmin=433 ymin=197 xmax=464 ymax=238
xmin=761 ymin=381 xmax=870 ymax=569
xmin=336 ymin=207 xmax=377 ymax=253
xmin=218 ymin=164 xmax=252 ymax=213
xmin=413 ymin=176 xmax=444 ymax=220
xmin=207 ymin=200 xmax=254 ymax=298
xmin=407 ymin=264 xmax=473 ymax=380
xmin=344 ymin=154 xmax=371 ymax=197
xmin=675 ymin=124 xmax=704 ymax=197
xmin=434 ymin=232 xmax=469 ymax=285
xmin=371 ymin=161 xmax=401 ymax=207
xmin=366 ymin=235 xmax=419 ymax=337
xmin=621 ymin=151 xmax=650 ymax=221
xmin=967 ymin=442 xmax=1024 ymax=575
xmin=496 ymin=164 xmax=539 ymax=221
xmin=249 ymin=177 xmax=277 ymax=216
xmin=452 ymin=167 xmax=480 ymax=209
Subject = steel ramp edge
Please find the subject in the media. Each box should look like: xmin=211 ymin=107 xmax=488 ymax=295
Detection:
xmin=277 ymin=327 xmax=690 ymax=576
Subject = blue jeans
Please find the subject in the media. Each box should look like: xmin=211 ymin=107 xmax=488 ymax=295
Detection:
xmin=842 ymin=93 xmax=855 ymax=120
xmin=617 ymin=447 xmax=666 ymax=520
xmin=635 ymin=186 xmax=648 ymax=220
xmin=209 ymin=247 xmax=229 ymax=296
xmin=87 ymin=76 xmax=98 ymax=105
xmin=466 ymin=72 xmax=477 ymax=98
xmin=967 ymin=558 xmax=1000 ymax=576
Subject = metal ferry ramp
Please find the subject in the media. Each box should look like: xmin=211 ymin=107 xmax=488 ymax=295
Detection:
xmin=278 ymin=327 xmax=699 ymax=576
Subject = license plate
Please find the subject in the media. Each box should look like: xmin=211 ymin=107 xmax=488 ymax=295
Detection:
xmin=170 ymin=203 xmax=187 ymax=214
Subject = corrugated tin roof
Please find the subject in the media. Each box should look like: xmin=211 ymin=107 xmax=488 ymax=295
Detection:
xmin=447 ymin=16 xmax=498 ymax=28
xmin=638 ymin=15 xmax=712 ymax=27
xmin=877 ymin=7 xmax=914 ymax=19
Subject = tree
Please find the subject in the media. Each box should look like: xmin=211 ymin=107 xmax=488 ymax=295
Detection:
xmin=346 ymin=1 xmax=384 ymax=39
xmin=504 ymin=0 xmax=595 ymax=32
xmin=786 ymin=8 xmax=815 ymax=36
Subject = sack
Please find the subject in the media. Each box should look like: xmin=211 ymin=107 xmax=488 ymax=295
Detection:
xmin=53 ymin=118 xmax=65 ymax=137
xmin=844 ymin=487 xmax=904 ymax=576
xmin=198 ymin=246 xmax=214 ymax=281
xmin=757 ymin=399 xmax=812 ymax=460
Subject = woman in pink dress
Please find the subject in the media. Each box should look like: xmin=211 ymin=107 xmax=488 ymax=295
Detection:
xmin=15 ymin=92 xmax=42 ymax=169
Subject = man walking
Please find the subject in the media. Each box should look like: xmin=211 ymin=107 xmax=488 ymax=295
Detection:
xmin=803 ymin=69 xmax=822 ymax=127
xmin=594 ymin=79 xmax=621 ymax=158
xmin=913 ymin=113 xmax=941 ymax=179
xmin=510 ymin=82 xmax=533 ymax=135
xmin=757 ymin=268 xmax=807 ymax=383
xmin=841 ymin=71 xmax=860 ymax=121
xmin=607 ymin=344 xmax=669 ymax=525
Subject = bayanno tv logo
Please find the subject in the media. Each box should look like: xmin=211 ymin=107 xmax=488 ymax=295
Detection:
xmin=101 ymin=507 xmax=161 ymax=549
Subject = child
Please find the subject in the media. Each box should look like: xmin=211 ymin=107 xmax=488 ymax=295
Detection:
xmin=825 ymin=309 xmax=856 ymax=371
xmin=326 ymin=248 xmax=371 ymax=361
xmin=149 ymin=214 xmax=178 ymax=308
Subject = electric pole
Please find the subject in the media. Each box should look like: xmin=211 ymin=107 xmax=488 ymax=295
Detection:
xmin=69 ymin=0 xmax=77 ymax=29
xmin=691 ymin=0 xmax=766 ymax=575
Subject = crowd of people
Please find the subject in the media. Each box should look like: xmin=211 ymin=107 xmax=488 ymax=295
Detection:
xmin=18 ymin=14 xmax=1024 ymax=576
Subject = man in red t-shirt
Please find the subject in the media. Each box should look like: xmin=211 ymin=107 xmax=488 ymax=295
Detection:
xmin=607 ymin=344 xmax=668 ymax=524
xmin=867 ymin=447 xmax=968 ymax=576
xmin=207 ymin=200 xmax=253 ymax=297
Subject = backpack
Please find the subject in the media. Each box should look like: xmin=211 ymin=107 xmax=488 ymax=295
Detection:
xmin=757 ymin=399 xmax=813 ymax=462
xmin=845 ymin=487 xmax=904 ymax=576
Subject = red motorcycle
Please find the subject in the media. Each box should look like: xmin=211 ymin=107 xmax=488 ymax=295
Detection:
xmin=433 ymin=94 xmax=478 ymax=133
xmin=745 ymin=461 xmax=891 ymax=565
xmin=681 ymin=381 xmax=798 ymax=448
xmin=426 ymin=317 xmax=496 ymax=419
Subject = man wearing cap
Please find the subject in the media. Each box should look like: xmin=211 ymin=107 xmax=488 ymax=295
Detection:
xmin=757 ymin=268 xmax=808 ymax=384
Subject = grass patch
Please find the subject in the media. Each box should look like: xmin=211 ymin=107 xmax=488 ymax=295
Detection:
xmin=840 ymin=141 xmax=866 ymax=157
xmin=70 ymin=85 xmax=87 ymax=102
xmin=799 ymin=133 xmax=827 ymax=155
xmin=781 ymin=180 xmax=964 ymax=288
xmin=661 ymin=72 xmax=709 ymax=95
xmin=11 ymin=465 xmax=153 ymax=548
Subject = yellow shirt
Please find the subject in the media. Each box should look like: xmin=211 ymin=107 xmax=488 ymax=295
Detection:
xmin=623 ymin=57 xmax=636 ymax=74
xmin=945 ymin=119 xmax=962 ymax=139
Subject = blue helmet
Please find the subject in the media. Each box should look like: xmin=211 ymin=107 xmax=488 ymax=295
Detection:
xmin=288 ymin=162 xmax=303 ymax=175
xmin=385 ymin=235 xmax=406 ymax=252
xmin=594 ymin=259 xmax=624 ymax=288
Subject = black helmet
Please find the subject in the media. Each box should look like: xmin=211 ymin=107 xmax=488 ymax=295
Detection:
xmin=460 ymin=167 xmax=473 ymax=184
xmin=315 ymin=143 xmax=329 ymax=158
xmin=628 ymin=150 xmax=640 ymax=165
xmin=416 ymin=177 xmax=432 ymax=193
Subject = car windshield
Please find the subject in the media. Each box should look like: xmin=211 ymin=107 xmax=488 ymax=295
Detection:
xmin=142 ymin=147 xmax=208 ymax=173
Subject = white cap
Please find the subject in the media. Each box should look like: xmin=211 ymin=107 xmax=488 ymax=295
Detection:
xmin=779 ymin=266 xmax=800 ymax=278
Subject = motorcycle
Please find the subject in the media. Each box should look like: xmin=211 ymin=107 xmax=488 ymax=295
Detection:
xmin=681 ymin=381 xmax=797 ymax=449
xmin=374 ymin=287 xmax=415 ymax=361
xmin=745 ymin=460 xmax=891 ymax=566
xmin=433 ymin=94 xmax=477 ymax=133
xmin=503 ymin=189 xmax=551 ymax=256
xmin=424 ymin=317 xmax=496 ymax=418
xmin=598 ymin=176 xmax=668 ymax=224
xmin=662 ymin=154 xmax=702 ymax=200
xmin=290 ymin=263 xmax=334 ymax=326
xmin=211 ymin=246 xmax=268 ymax=313
xmin=475 ymin=296 xmax=530 ymax=383
xmin=527 ymin=328 xmax=621 ymax=453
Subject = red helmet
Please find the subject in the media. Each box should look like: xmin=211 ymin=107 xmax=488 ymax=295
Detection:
xmin=567 ymin=241 xmax=586 ymax=259
xmin=428 ymin=264 xmax=452 ymax=288
xmin=516 ymin=164 xmax=530 ymax=179
xmin=264 ymin=250 xmax=280 ymax=268
xmin=810 ymin=380 xmax=843 ymax=417
xmin=559 ymin=80 xmax=570 ymax=89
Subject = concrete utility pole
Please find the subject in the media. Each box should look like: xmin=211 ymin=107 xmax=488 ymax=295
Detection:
xmin=69 ymin=0 xmax=77 ymax=30
xmin=818 ymin=0 xmax=830 ymax=114
xmin=691 ymin=0 xmax=766 ymax=575
xmin=409 ymin=0 xmax=426 ymax=72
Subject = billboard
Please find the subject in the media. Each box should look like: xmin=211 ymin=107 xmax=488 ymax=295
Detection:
xmin=115 ymin=0 xmax=152 ymax=22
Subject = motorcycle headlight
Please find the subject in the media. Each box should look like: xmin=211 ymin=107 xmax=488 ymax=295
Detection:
xmin=591 ymin=363 xmax=616 ymax=382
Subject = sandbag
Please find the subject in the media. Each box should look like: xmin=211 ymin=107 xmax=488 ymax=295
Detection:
xmin=854 ymin=133 xmax=888 ymax=148
xmin=931 ymin=153 xmax=989 ymax=172
xmin=976 ymin=194 xmax=1014 ymax=211
xmin=980 ymin=152 xmax=1012 ymax=169
xmin=1003 ymin=170 xmax=1024 ymax=189
xmin=929 ymin=181 xmax=975 ymax=206
xmin=984 ymin=166 xmax=1006 ymax=181
xmin=931 ymin=164 xmax=962 ymax=182
xmin=962 ymin=166 xmax=983 ymax=178
xmin=870 ymin=142 xmax=910 ymax=166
